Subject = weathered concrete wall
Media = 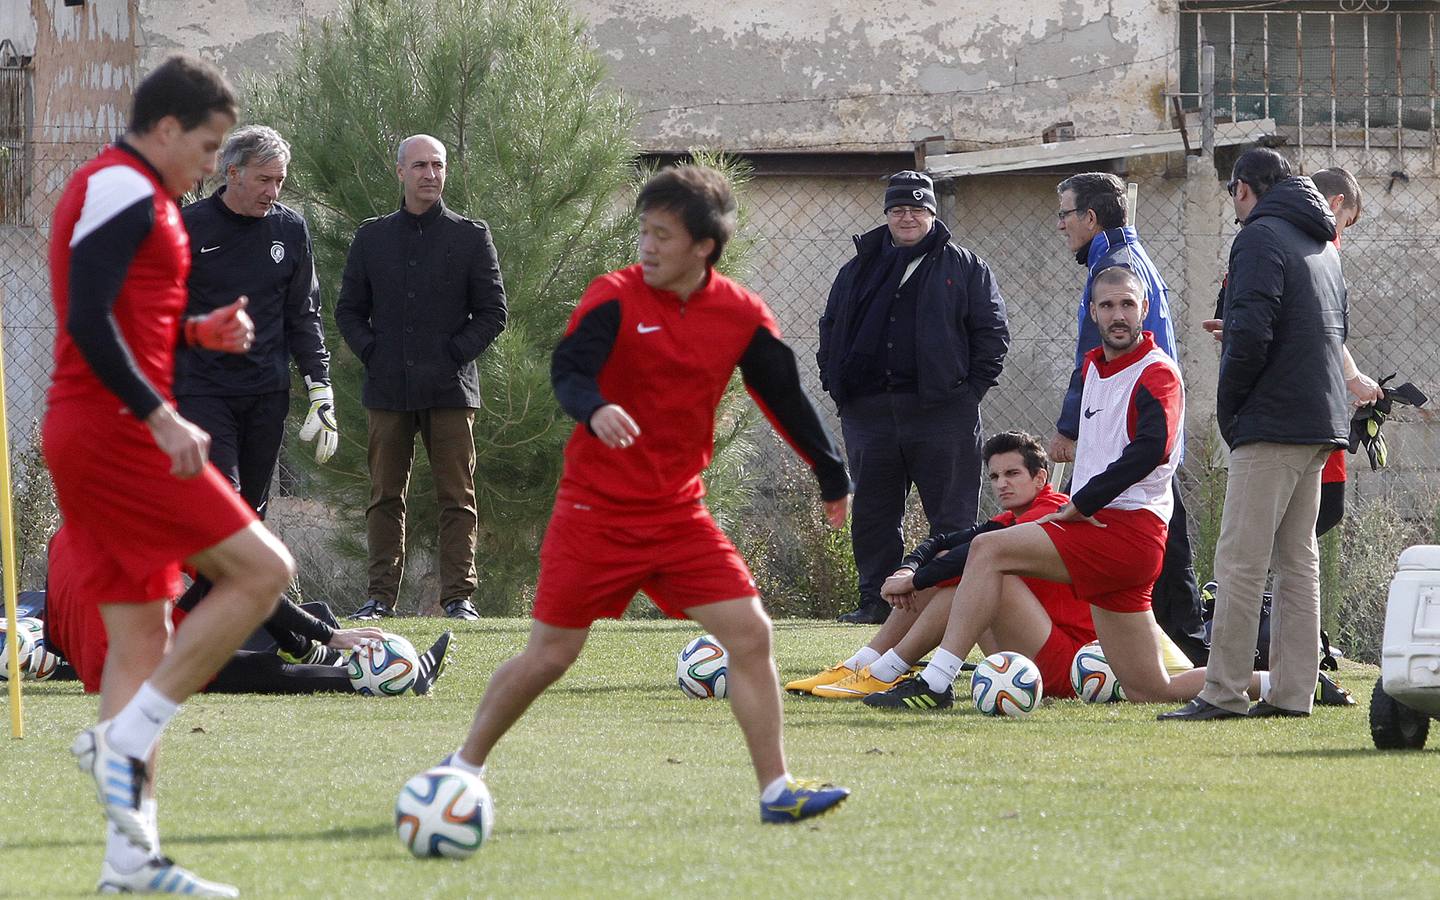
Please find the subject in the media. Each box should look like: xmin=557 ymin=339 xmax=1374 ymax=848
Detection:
xmin=571 ymin=0 xmax=1176 ymax=152
xmin=128 ymin=0 xmax=1175 ymax=153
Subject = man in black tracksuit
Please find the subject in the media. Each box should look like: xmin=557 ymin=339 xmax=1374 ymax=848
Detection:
xmin=336 ymin=134 xmax=508 ymax=621
xmin=818 ymin=171 xmax=1010 ymax=625
xmin=176 ymin=125 xmax=337 ymax=615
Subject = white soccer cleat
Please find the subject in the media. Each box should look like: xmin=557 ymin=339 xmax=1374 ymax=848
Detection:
xmin=72 ymin=721 xmax=155 ymax=854
xmin=98 ymin=857 xmax=240 ymax=897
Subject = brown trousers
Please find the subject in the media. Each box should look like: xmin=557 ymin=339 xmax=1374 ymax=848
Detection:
xmin=365 ymin=407 xmax=477 ymax=607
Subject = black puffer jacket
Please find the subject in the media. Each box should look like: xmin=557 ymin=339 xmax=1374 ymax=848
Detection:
xmin=817 ymin=219 xmax=1009 ymax=408
xmin=1217 ymin=176 xmax=1348 ymax=449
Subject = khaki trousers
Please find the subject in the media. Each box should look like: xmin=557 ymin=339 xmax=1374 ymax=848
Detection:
xmin=1200 ymin=442 xmax=1330 ymax=713
xmin=365 ymin=407 xmax=477 ymax=606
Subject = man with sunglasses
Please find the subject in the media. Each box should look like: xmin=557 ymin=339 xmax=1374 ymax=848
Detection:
xmin=1052 ymin=172 xmax=1208 ymax=666
xmin=817 ymin=171 xmax=1010 ymax=625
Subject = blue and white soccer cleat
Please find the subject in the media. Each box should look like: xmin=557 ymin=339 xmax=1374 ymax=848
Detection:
xmin=98 ymin=856 xmax=240 ymax=897
xmin=72 ymin=721 xmax=154 ymax=854
xmin=759 ymin=779 xmax=851 ymax=824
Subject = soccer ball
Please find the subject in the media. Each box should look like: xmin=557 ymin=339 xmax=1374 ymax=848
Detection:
xmin=395 ymin=766 xmax=494 ymax=859
xmin=676 ymin=634 xmax=728 ymax=699
xmin=970 ymin=651 xmax=1043 ymax=718
xmin=18 ymin=618 xmax=61 ymax=681
xmin=1070 ymin=641 xmax=1125 ymax=703
xmin=348 ymin=633 xmax=420 ymax=696
xmin=0 ymin=619 xmax=35 ymax=682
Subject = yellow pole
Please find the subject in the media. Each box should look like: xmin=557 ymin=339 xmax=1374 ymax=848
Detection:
xmin=0 ymin=286 xmax=23 ymax=738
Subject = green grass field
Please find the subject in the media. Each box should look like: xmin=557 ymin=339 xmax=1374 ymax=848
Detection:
xmin=2 ymin=618 xmax=1436 ymax=898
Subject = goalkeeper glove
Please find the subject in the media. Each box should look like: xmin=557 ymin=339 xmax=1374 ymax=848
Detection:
xmin=298 ymin=376 xmax=338 ymax=463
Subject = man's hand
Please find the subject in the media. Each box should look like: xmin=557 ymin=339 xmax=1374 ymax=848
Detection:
xmin=1203 ymin=318 xmax=1224 ymax=342
xmin=298 ymin=376 xmax=339 ymax=463
xmin=590 ymin=403 xmax=641 ymax=449
xmin=1036 ymin=502 xmax=1105 ymax=528
xmin=184 ymin=296 xmax=254 ymax=353
xmin=145 ymin=403 xmax=210 ymax=478
xmin=823 ymin=495 xmax=850 ymax=530
xmin=1346 ymin=371 xmax=1383 ymax=405
xmin=1049 ymin=433 xmax=1076 ymax=463
xmin=327 ymin=627 xmax=386 ymax=651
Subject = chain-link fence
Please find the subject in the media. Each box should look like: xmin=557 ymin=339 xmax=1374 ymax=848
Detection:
xmin=4 ymin=135 xmax=1439 ymax=623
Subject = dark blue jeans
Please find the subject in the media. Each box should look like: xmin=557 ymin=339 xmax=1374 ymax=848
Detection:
xmin=840 ymin=390 xmax=982 ymax=608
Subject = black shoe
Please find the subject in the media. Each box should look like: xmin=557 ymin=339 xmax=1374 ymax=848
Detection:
xmin=836 ymin=603 xmax=889 ymax=625
xmin=1157 ymin=698 xmax=1245 ymax=721
xmin=348 ymin=599 xmax=394 ymax=621
xmin=413 ymin=631 xmax=453 ymax=696
xmin=1248 ymin=700 xmax=1309 ymax=718
xmin=862 ymin=675 xmax=953 ymax=710
xmin=1315 ymin=672 xmax=1356 ymax=706
xmin=442 ymin=598 xmax=480 ymax=620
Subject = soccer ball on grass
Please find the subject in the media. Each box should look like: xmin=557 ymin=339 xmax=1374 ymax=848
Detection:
xmin=676 ymin=634 xmax=728 ymax=699
xmin=1070 ymin=641 xmax=1125 ymax=703
xmin=971 ymin=651 xmax=1042 ymax=717
xmin=395 ymin=766 xmax=494 ymax=859
xmin=348 ymin=633 xmax=420 ymax=696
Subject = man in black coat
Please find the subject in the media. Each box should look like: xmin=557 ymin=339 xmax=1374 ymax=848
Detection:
xmin=818 ymin=171 xmax=1009 ymax=624
xmin=1164 ymin=148 xmax=1349 ymax=721
xmin=336 ymin=134 xmax=508 ymax=621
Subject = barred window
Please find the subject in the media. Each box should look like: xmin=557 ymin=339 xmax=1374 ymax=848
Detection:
xmin=1 ymin=39 xmax=31 ymax=226
xmin=1179 ymin=2 xmax=1440 ymax=165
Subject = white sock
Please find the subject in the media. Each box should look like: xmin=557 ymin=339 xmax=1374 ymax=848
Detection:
xmin=921 ymin=649 xmax=965 ymax=693
xmin=1258 ymin=672 xmax=1272 ymax=701
xmin=105 ymin=816 xmax=152 ymax=872
xmin=869 ymin=650 xmax=910 ymax=683
xmin=841 ymin=647 xmax=880 ymax=671
xmin=448 ymin=749 xmax=487 ymax=779
xmin=760 ymin=774 xmax=792 ymax=803
xmin=143 ymin=798 xmax=159 ymax=852
xmin=108 ymin=683 xmax=180 ymax=760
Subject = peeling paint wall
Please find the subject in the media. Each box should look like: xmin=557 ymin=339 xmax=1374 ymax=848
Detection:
xmin=130 ymin=0 xmax=1174 ymax=153
xmin=570 ymin=0 xmax=1176 ymax=153
xmin=32 ymin=0 xmax=136 ymax=144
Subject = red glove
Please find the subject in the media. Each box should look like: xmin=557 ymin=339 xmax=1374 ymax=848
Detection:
xmin=184 ymin=296 xmax=253 ymax=353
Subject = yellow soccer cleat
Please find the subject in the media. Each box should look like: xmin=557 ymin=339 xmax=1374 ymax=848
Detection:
xmin=784 ymin=663 xmax=854 ymax=695
xmin=811 ymin=666 xmax=909 ymax=699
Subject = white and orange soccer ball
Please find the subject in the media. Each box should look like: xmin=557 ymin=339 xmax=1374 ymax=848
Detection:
xmin=395 ymin=766 xmax=494 ymax=859
xmin=971 ymin=651 xmax=1043 ymax=718
xmin=676 ymin=634 xmax=728 ymax=699
xmin=348 ymin=633 xmax=420 ymax=696
xmin=1070 ymin=641 xmax=1125 ymax=703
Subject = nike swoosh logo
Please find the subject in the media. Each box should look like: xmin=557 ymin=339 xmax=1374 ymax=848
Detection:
xmin=199 ymin=245 xmax=220 ymax=253
xmin=636 ymin=323 xmax=662 ymax=334
xmin=1083 ymin=407 xmax=1102 ymax=419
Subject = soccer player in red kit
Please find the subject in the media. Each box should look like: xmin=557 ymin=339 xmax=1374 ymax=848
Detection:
xmin=436 ymin=165 xmax=854 ymax=823
xmin=45 ymin=56 xmax=294 ymax=895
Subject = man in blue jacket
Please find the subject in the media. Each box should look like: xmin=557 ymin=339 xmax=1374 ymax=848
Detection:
xmin=1165 ymin=149 xmax=1349 ymax=721
xmin=1051 ymin=172 xmax=1208 ymax=665
xmin=818 ymin=171 xmax=1009 ymax=625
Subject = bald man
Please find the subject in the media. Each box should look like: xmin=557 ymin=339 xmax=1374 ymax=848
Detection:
xmin=336 ymin=134 xmax=508 ymax=621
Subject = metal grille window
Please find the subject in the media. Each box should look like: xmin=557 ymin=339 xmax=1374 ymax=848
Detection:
xmin=1179 ymin=2 xmax=1440 ymax=167
xmin=0 ymin=39 xmax=31 ymax=226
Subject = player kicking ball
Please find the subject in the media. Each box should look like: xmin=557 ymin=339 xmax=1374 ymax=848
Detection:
xmin=436 ymin=165 xmax=853 ymax=824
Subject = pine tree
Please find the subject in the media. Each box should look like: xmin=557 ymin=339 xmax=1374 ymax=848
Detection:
xmin=248 ymin=0 xmax=759 ymax=611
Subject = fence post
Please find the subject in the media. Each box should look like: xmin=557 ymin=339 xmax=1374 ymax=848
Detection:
xmin=1201 ymin=43 xmax=1216 ymax=159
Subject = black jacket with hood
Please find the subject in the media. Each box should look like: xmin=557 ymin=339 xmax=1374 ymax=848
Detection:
xmin=1217 ymin=176 xmax=1348 ymax=449
xmin=817 ymin=219 xmax=1009 ymax=408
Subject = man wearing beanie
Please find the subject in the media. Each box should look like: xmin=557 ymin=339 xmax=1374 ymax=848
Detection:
xmin=818 ymin=171 xmax=1010 ymax=625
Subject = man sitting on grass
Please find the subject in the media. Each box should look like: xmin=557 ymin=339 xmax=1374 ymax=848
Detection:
xmin=863 ymin=267 xmax=1350 ymax=712
xmin=787 ymin=431 xmax=1100 ymax=702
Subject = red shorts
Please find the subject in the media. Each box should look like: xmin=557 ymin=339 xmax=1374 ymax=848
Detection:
xmin=532 ymin=502 xmax=757 ymax=628
xmin=1321 ymin=448 xmax=1346 ymax=484
xmin=1039 ymin=508 xmax=1166 ymax=613
xmin=1031 ymin=625 xmax=1088 ymax=701
xmin=43 ymin=400 xmax=257 ymax=605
